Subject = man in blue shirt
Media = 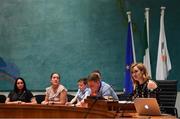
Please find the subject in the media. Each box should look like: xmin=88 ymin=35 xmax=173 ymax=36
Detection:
xmin=87 ymin=72 xmax=118 ymax=100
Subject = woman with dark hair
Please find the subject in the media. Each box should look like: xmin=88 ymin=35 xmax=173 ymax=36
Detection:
xmin=5 ymin=77 xmax=37 ymax=104
xmin=41 ymin=72 xmax=67 ymax=105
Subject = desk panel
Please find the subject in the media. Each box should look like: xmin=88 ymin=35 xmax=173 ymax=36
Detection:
xmin=0 ymin=103 xmax=176 ymax=118
xmin=0 ymin=104 xmax=116 ymax=118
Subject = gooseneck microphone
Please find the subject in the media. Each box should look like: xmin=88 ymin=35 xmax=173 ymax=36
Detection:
xmin=83 ymin=83 xmax=116 ymax=118
xmin=83 ymin=96 xmax=103 ymax=118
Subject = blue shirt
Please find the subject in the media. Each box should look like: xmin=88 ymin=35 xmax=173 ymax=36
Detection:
xmin=97 ymin=81 xmax=118 ymax=100
xmin=76 ymin=87 xmax=91 ymax=102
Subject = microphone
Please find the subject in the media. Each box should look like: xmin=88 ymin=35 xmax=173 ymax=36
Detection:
xmin=115 ymin=92 xmax=135 ymax=118
xmin=131 ymin=94 xmax=139 ymax=102
xmin=84 ymin=84 xmax=119 ymax=117
xmin=83 ymin=82 xmax=118 ymax=118
xmin=83 ymin=83 xmax=111 ymax=118
xmin=83 ymin=96 xmax=100 ymax=118
xmin=117 ymin=97 xmax=135 ymax=118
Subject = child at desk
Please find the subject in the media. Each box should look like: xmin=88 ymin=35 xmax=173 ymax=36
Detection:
xmin=66 ymin=78 xmax=91 ymax=107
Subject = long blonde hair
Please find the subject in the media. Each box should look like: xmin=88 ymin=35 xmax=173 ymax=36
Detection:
xmin=130 ymin=63 xmax=150 ymax=90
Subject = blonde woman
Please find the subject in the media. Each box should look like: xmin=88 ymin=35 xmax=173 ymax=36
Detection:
xmin=130 ymin=63 xmax=159 ymax=99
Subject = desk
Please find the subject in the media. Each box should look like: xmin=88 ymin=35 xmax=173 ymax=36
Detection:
xmin=0 ymin=103 xmax=116 ymax=118
xmin=0 ymin=102 xmax=176 ymax=118
xmin=85 ymin=99 xmax=176 ymax=119
xmin=85 ymin=99 xmax=135 ymax=111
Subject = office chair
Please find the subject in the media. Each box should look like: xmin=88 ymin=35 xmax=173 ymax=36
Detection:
xmin=156 ymin=80 xmax=178 ymax=118
xmin=0 ymin=94 xmax=6 ymax=103
xmin=35 ymin=94 xmax=45 ymax=104
xmin=117 ymin=93 xmax=132 ymax=101
xmin=67 ymin=94 xmax=75 ymax=102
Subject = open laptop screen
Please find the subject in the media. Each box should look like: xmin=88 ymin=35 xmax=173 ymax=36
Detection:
xmin=134 ymin=98 xmax=161 ymax=116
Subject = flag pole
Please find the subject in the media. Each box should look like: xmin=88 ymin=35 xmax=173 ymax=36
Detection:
xmin=123 ymin=11 xmax=134 ymax=94
xmin=126 ymin=11 xmax=136 ymax=63
xmin=145 ymin=8 xmax=150 ymax=46
xmin=160 ymin=6 xmax=166 ymax=16
xmin=144 ymin=8 xmax=152 ymax=77
xmin=126 ymin=11 xmax=131 ymax=22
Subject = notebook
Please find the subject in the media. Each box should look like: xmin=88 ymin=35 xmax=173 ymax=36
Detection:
xmin=134 ymin=98 xmax=161 ymax=116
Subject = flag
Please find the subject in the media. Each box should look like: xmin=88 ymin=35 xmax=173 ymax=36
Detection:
xmin=156 ymin=7 xmax=171 ymax=80
xmin=143 ymin=8 xmax=152 ymax=77
xmin=123 ymin=12 xmax=136 ymax=94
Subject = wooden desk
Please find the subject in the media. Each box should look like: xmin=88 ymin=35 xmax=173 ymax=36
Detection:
xmin=85 ymin=99 xmax=135 ymax=111
xmin=0 ymin=102 xmax=176 ymax=118
xmin=116 ymin=112 xmax=176 ymax=119
xmin=0 ymin=103 xmax=116 ymax=118
xmin=85 ymin=99 xmax=176 ymax=119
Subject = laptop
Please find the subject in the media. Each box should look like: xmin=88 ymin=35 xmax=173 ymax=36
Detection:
xmin=134 ymin=98 xmax=161 ymax=116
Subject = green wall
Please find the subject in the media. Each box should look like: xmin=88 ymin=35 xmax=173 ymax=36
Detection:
xmin=0 ymin=0 xmax=179 ymax=91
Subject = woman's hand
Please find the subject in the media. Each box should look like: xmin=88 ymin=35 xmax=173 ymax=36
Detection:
xmin=41 ymin=101 xmax=48 ymax=105
xmin=147 ymin=80 xmax=157 ymax=90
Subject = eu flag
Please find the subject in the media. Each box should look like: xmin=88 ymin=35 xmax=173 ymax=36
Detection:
xmin=123 ymin=22 xmax=134 ymax=95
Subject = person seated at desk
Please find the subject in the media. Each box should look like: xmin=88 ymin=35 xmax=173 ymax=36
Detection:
xmin=130 ymin=63 xmax=159 ymax=99
xmin=41 ymin=72 xmax=67 ymax=105
xmin=87 ymin=72 xmax=118 ymax=100
xmin=5 ymin=77 xmax=37 ymax=104
xmin=91 ymin=70 xmax=102 ymax=79
xmin=66 ymin=77 xmax=91 ymax=107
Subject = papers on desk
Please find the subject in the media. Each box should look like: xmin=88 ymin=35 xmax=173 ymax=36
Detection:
xmin=118 ymin=101 xmax=134 ymax=104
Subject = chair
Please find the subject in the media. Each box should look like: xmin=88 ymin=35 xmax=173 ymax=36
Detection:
xmin=156 ymin=80 xmax=178 ymax=117
xmin=0 ymin=94 xmax=6 ymax=103
xmin=117 ymin=93 xmax=132 ymax=101
xmin=67 ymin=94 xmax=75 ymax=102
xmin=35 ymin=94 xmax=45 ymax=104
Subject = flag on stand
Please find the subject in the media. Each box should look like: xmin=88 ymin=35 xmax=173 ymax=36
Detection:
xmin=156 ymin=7 xmax=172 ymax=80
xmin=123 ymin=12 xmax=136 ymax=95
xmin=143 ymin=8 xmax=152 ymax=77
